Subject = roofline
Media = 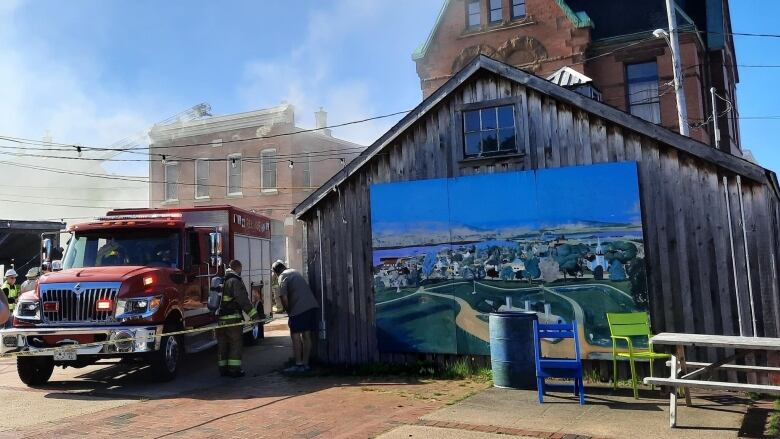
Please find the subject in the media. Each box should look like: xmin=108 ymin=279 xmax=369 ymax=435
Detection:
xmin=293 ymin=128 xmax=365 ymax=149
xmin=149 ymin=104 xmax=294 ymax=141
xmin=294 ymin=54 xmax=773 ymax=219
xmin=412 ymin=0 xmax=592 ymax=61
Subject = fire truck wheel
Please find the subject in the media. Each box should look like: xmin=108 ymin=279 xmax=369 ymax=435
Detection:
xmin=244 ymin=322 xmax=263 ymax=346
xmin=17 ymin=356 xmax=54 ymax=386
xmin=149 ymin=322 xmax=182 ymax=381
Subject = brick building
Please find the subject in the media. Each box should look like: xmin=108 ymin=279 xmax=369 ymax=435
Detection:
xmin=148 ymin=104 xmax=362 ymax=270
xmin=413 ymin=0 xmax=741 ymax=155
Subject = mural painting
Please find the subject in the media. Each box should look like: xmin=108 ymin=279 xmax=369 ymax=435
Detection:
xmin=370 ymin=162 xmax=648 ymax=359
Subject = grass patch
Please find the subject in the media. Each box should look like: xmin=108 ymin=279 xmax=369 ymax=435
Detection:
xmin=298 ymin=358 xmax=492 ymax=382
xmin=766 ymin=399 xmax=780 ymax=437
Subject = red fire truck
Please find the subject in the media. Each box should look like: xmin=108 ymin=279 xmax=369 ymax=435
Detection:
xmin=0 ymin=206 xmax=273 ymax=385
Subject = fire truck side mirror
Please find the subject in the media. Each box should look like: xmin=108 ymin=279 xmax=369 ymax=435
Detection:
xmin=42 ymin=238 xmax=53 ymax=263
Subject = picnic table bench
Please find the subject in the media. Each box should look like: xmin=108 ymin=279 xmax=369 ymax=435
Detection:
xmin=643 ymin=333 xmax=780 ymax=427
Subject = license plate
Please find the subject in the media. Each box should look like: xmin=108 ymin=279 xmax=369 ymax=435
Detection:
xmin=53 ymin=349 xmax=77 ymax=361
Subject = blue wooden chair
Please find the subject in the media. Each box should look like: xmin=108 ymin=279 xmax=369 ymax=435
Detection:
xmin=532 ymin=320 xmax=585 ymax=405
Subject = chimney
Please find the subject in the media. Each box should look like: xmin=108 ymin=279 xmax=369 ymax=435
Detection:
xmin=315 ymin=107 xmax=331 ymax=136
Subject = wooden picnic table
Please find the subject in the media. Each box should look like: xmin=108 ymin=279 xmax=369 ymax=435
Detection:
xmin=644 ymin=332 xmax=780 ymax=427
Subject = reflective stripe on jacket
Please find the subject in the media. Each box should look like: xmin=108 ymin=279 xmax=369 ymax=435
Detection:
xmin=2 ymin=282 xmax=20 ymax=310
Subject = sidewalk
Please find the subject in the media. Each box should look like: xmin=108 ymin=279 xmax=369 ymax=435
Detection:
xmin=384 ymin=386 xmax=751 ymax=439
xmin=4 ymin=366 xmax=488 ymax=438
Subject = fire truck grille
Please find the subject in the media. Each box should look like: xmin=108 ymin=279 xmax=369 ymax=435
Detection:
xmin=40 ymin=283 xmax=120 ymax=325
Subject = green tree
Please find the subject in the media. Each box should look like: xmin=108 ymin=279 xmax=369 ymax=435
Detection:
xmin=606 ymin=241 xmax=638 ymax=264
xmin=627 ymin=258 xmax=648 ymax=308
xmin=593 ymin=265 xmax=604 ymax=280
xmin=499 ymin=265 xmax=514 ymax=281
xmin=523 ymin=257 xmax=541 ymax=281
xmin=608 ymin=259 xmax=627 ymax=281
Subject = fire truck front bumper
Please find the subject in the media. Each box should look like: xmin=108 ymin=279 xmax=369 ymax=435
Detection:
xmin=0 ymin=325 xmax=164 ymax=357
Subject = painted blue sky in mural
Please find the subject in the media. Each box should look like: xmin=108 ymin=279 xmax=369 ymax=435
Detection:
xmin=370 ymin=162 xmax=642 ymax=243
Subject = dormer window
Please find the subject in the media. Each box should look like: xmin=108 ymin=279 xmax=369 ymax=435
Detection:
xmin=463 ymin=105 xmax=517 ymax=157
xmin=512 ymin=0 xmax=526 ymax=19
xmin=466 ymin=0 xmax=481 ymax=29
xmin=489 ymin=0 xmax=503 ymax=23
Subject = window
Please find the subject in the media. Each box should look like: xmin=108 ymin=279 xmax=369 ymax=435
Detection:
xmin=463 ymin=105 xmax=517 ymax=157
xmin=195 ymin=159 xmax=209 ymax=199
xmin=302 ymin=152 xmax=312 ymax=188
xmin=489 ymin=0 xmax=502 ymax=23
xmin=227 ymin=154 xmax=242 ymax=196
xmin=164 ymin=162 xmax=178 ymax=201
xmin=466 ymin=0 xmax=480 ymax=28
xmin=261 ymin=149 xmax=277 ymax=191
xmin=512 ymin=0 xmax=526 ymax=19
xmin=63 ymin=230 xmax=180 ymax=269
xmin=626 ymin=61 xmax=661 ymax=124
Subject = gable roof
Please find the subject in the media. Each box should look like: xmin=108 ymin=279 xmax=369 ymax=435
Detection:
xmin=293 ymin=54 xmax=775 ymax=218
xmin=412 ymin=0 xmax=593 ymax=61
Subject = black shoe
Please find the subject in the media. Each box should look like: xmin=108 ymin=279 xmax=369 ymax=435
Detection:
xmin=229 ymin=369 xmax=246 ymax=378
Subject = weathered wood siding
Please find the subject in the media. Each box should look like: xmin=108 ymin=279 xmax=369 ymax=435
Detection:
xmin=302 ymin=70 xmax=780 ymax=370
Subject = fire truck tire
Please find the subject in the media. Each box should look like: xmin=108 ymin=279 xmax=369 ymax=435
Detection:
xmin=243 ymin=322 xmax=263 ymax=346
xmin=17 ymin=356 xmax=54 ymax=386
xmin=149 ymin=322 xmax=182 ymax=382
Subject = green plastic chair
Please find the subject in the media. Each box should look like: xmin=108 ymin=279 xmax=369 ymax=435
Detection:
xmin=607 ymin=312 xmax=670 ymax=399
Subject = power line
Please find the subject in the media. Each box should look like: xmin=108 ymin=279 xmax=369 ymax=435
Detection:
xmin=0 ymin=195 xmax=302 ymax=211
xmin=0 ymin=109 xmax=410 ymax=153
xmin=701 ymin=30 xmax=780 ymax=39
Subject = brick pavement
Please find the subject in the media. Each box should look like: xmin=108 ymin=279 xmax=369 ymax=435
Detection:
xmin=5 ymin=372 xmax=488 ymax=439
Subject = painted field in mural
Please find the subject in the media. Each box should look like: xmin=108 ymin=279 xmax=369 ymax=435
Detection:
xmin=370 ymin=162 xmax=648 ymax=359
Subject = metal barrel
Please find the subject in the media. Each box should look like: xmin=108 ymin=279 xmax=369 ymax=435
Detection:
xmin=489 ymin=311 xmax=538 ymax=389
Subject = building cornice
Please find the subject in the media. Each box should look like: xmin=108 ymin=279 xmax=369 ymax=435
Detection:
xmin=150 ymin=105 xmax=294 ymax=143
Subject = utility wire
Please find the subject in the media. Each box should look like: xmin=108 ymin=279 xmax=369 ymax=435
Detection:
xmin=0 ymin=109 xmax=410 ymax=153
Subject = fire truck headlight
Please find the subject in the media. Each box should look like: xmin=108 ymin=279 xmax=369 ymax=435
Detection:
xmin=115 ymin=296 xmax=163 ymax=319
xmin=15 ymin=300 xmax=40 ymax=320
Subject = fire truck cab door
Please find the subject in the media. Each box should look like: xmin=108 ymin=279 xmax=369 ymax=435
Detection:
xmin=183 ymin=228 xmax=214 ymax=327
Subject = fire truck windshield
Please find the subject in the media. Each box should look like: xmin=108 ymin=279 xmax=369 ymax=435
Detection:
xmin=62 ymin=229 xmax=180 ymax=269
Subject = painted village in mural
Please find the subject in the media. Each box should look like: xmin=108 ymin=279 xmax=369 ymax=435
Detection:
xmin=370 ymin=162 xmax=647 ymax=359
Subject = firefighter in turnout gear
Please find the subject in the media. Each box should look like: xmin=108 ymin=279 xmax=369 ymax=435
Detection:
xmin=2 ymin=269 xmax=19 ymax=328
xmin=216 ymin=259 xmax=258 ymax=377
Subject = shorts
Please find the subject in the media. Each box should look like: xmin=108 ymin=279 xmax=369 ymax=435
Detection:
xmin=289 ymin=308 xmax=319 ymax=334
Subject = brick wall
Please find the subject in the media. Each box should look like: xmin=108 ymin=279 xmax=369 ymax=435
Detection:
xmin=414 ymin=0 xmax=736 ymax=151
xmin=149 ymin=109 xmax=361 ymax=270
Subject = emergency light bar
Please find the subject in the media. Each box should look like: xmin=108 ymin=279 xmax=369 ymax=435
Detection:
xmin=97 ymin=213 xmax=184 ymax=221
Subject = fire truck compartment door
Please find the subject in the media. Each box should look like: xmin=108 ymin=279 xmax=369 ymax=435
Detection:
xmin=233 ymin=234 xmax=272 ymax=317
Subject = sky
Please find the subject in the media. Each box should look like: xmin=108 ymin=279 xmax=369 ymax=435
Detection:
xmin=0 ymin=0 xmax=778 ymax=183
xmin=371 ymin=162 xmax=641 ymax=232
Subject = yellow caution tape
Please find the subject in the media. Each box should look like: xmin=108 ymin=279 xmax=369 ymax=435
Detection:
xmin=0 ymin=317 xmax=277 ymax=358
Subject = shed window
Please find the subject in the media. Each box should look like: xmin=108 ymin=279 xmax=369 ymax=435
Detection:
xmin=489 ymin=0 xmax=502 ymax=23
xmin=164 ymin=162 xmax=178 ymax=202
xmin=227 ymin=154 xmax=242 ymax=196
xmin=463 ymin=105 xmax=517 ymax=157
xmin=195 ymin=159 xmax=209 ymax=199
xmin=512 ymin=0 xmax=526 ymax=19
xmin=466 ymin=0 xmax=480 ymax=29
xmin=261 ymin=149 xmax=277 ymax=191
xmin=626 ymin=61 xmax=661 ymax=124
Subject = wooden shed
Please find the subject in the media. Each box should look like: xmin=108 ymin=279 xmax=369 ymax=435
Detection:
xmin=293 ymin=55 xmax=780 ymax=369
